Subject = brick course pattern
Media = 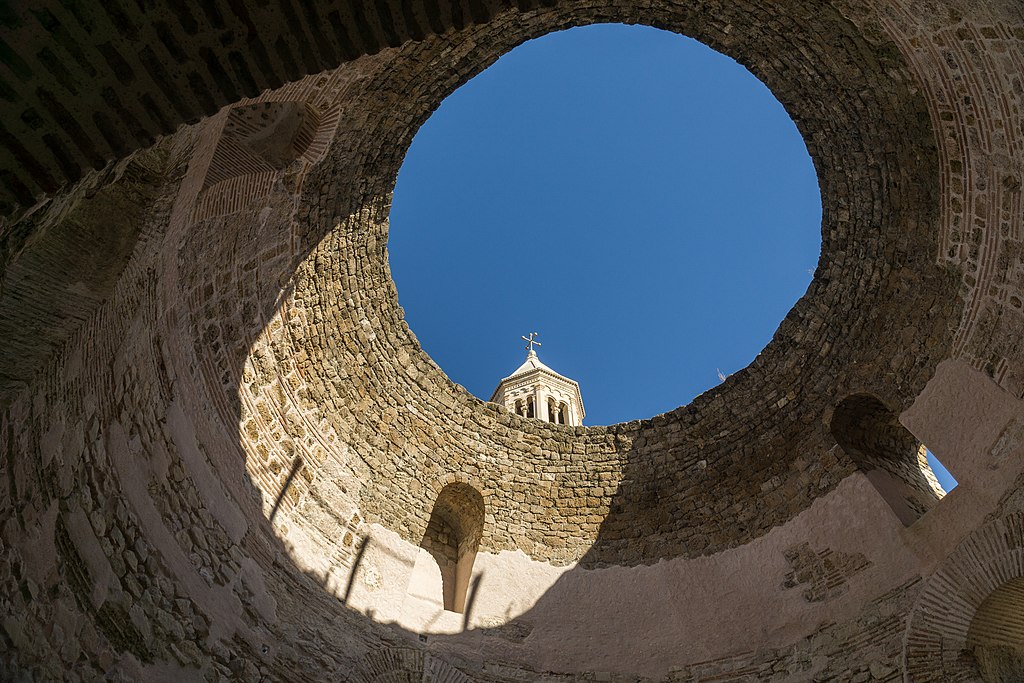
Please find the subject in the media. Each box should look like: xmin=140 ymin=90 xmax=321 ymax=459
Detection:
xmin=781 ymin=543 xmax=873 ymax=603
xmin=0 ymin=0 xmax=1022 ymax=681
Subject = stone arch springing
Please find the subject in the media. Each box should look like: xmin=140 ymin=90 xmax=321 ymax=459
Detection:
xmin=830 ymin=394 xmax=943 ymax=526
xmin=419 ymin=482 xmax=485 ymax=613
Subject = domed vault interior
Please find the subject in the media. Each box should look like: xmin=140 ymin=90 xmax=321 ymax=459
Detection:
xmin=1 ymin=1 xmax=1024 ymax=682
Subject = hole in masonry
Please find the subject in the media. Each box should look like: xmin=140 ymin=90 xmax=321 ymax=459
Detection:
xmin=926 ymin=448 xmax=958 ymax=495
xmin=831 ymin=395 xmax=954 ymax=526
xmin=389 ymin=23 xmax=821 ymax=425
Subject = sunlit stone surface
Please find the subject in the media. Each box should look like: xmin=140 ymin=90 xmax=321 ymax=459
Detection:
xmin=1 ymin=1 xmax=1024 ymax=681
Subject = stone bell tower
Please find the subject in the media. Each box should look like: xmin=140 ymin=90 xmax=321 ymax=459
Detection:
xmin=490 ymin=333 xmax=585 ymax=426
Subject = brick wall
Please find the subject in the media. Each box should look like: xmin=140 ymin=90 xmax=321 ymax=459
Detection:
xmin=0 ymin=0 xmax=1022 ymax=681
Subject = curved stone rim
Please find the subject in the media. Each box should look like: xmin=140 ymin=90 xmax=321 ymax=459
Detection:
xmin=230 ymin=0 xmax=960 ymax=568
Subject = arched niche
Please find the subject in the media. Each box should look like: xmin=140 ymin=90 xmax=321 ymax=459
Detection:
xmin=967 ymin=577 xmax=1024 ymax=682
xmin=418 ymin=483 xmax=485 ymax=613
xmin=830 ymin=394 xmax=943 ymax=526
xmin=904 ymin=514 xmax=1024 ymax=681
xmin=194 ymin=100 xmax=340 ymax=221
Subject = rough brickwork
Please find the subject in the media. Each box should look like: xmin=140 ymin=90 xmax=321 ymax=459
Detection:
xmin=0 ymin=0 xmax=516 ymax=213
xmin=185 ymin=0 xmax=963 ymax=571
xmin=782 ymin=543 xmax=873 ymax=603
xmin=0 ymin=0 xmax=1022 ymax=681
xmin=904 ymin=513 xmax=1024 ymax=681
xmin=831 ymin=395 xmax=945 ymax=525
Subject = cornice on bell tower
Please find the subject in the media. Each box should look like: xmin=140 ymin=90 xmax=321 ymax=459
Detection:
xmin=490 ymin=333 xmax=585 ymax=426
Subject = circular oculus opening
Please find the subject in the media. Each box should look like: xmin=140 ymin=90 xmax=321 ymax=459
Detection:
xmin=389 ymin=23 xmax=822 ymax=425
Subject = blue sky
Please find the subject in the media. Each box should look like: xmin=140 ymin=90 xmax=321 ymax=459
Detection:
xmin=390 ymin=23 xmax=820 ymax=424
xmin=388 ymin=22 xmax=960 ymax=492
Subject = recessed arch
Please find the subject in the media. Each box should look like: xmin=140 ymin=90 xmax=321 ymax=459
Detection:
xmin=968 ymin=577 xmax=1024 ymax=682
xmin=830 ymin=394 xmax=944 ymax=526
xmin=904 ymin=514 xmax=1024 ymax=681
xmin=418 ymin=482 xmax=485 ymax=613
xmin=1 ymin=0 xmax=1020 ymax=679
xmin=231 ymin=0 xmax=961 ymax=576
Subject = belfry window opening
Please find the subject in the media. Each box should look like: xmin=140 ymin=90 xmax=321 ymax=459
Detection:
xmin=490 ymin=335 xmax=586 ymax=426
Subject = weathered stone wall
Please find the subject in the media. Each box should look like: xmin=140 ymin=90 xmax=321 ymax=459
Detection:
xmin=0 ymin=0 xmax=1022 ymax=681
xmin=230 ymin=0 xmax=962 ymax=572
xmin=831 ymin=394 xmax=945 ymax=525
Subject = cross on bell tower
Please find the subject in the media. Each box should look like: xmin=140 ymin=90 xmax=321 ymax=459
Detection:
xmin=489 ymin=333 xmax=585 ymax=426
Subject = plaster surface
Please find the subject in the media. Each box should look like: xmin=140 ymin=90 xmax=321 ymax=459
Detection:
xmin=0 ymin=1 xmax=1023 ymax=681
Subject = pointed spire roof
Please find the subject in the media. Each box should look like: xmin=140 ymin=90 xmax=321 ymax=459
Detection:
xmin=502 ymin=349 xmax=557 ymax=382
xmin=489 ymin=348 xmax=585 ymax=423
xmin=491 ymin=349 xmax=579 ymax=399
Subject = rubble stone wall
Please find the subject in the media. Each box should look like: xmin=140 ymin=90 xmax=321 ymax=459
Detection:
xmin=0 ymin=0 xmax=1023 ymax=681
